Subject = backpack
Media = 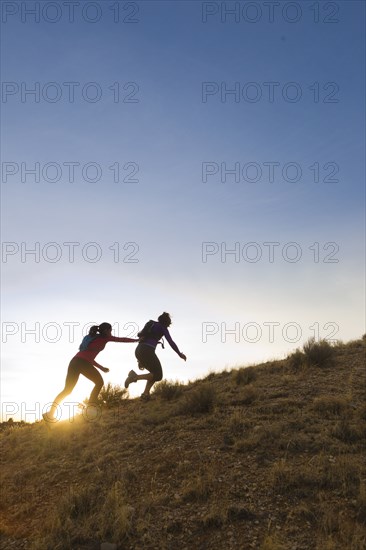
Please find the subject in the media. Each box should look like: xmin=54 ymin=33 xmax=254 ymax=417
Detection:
xmin=79 ymin=334 xmax=96 ymax=351
xmin=138 ymin=320 xmax=165 ymax=347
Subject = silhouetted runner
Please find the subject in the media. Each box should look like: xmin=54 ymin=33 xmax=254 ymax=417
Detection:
xmin=43 ymin=323 xmax=138 ymax=421
xmin=124 ymin=312 xmax=186 ymax=400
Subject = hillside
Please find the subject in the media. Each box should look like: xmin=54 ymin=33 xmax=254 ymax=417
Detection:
xmin=0 ymin=338 xmax=365 ymax=550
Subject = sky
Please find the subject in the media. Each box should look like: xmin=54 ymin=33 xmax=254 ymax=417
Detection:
xmin=1 ymin=0 xmax=365 ymax=421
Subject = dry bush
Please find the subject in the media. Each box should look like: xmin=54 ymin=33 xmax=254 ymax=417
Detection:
xmin=176 ymin=384 xmax=216 ymax=415
xmin=227 ymin=409 xmax=251 ymax=436
xmin=287 ymin=349 xmax=305 ymax=370
xmin=233 ymin=366 xmax=257 ymax=385
xmin=239 ymin=384 xmax=258 ymax=404
xmin=313 ymin=396 xmax=349 ymax=417
xmin=302 ymin=338 xmax=335 ymax=367
xmin=34 ymin=480 xmax=133 ymax=549
xmin=343 ymin=336 xmax=365 ymax=349
xmin=96 ymin=383 xmax=128 ymax=407
xmin=235 ymin=422 xmax=285 ymax=453
xmin=153 ymin=379 xmax=184 ymax=400
xmin=99 ymin=481 xmax=133 ymax=540
xmin=40 ymin=483 xmax=101 ymax=549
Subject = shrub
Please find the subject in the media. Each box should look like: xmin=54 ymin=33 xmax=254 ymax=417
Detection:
xmin=227 ymin=410 xmax=250 ymax=436
xmin=234 ymin=366 xmax=257 ymax=385
xmin=153 ymin=380 xmax=184 ymax=401
xmin=313 ymin=396 xmax=349 ymax=417
xmin=177 ymin=384 xmax=216 ymax=415
xmin=99 ymin=481 xmax=133 ymax=540
xmin=96 ymin=383 xmax=128 ymax=407
xmin=302 ymin=338 xmax=335 ymax=367
xmin=239 ymin=385 xmax=258 ymax=405
xmin=287 ymin=349 xmax=305 ymax=370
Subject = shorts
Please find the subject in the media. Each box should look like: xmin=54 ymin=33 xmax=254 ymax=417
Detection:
xmin=135 ymin=343 xmax=163 ymax=382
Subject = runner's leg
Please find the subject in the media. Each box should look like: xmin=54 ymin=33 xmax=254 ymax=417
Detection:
xmin=48 ymin=360 xmax=80 ymax=418
xmin=133 ymin=344 xmax=163 ymax=396
xmin=78 ymin=361 xmax=104 ymax=404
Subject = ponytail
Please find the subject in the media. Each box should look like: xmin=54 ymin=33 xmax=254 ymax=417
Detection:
xmin=88 ymin=325 xmax=99 ymax=337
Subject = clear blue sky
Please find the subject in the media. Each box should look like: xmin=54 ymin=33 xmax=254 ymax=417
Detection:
xmin=1 ymin=1 xmax=365 ymax=420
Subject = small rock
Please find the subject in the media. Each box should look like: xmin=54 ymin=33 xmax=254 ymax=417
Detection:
xmin=101 ymin=543 xmax=117 ymax=550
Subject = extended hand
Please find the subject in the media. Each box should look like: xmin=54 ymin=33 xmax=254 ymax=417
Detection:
xmin=102 ymin=367 xmax=110 ymax=373
xmin=180 ymin=353 xmax=187 ymax=361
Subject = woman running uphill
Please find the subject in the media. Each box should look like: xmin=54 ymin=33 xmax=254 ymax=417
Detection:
xmin=124 ymin=312 xmax=186 ymax=400
xmin=43 ymin=323 xmax=138 ymax=422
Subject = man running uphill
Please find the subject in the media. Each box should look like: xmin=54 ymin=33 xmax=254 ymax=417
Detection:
xmin=125 ymin=312 xmax=187 ymax=400
xmin=43 ymin=323 xmax=138 ymax=422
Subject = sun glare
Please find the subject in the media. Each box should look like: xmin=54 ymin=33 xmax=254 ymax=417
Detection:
xmin=56 ymin=402 xmax=84 ymax=423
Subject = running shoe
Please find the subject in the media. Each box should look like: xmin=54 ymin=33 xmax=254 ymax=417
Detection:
xmin=42 ymin=412 xmax=55 ymax=423
xmin=124 ymin=369 xmax=138 ymax=388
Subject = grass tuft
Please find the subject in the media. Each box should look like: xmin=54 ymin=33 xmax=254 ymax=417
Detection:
xmin=233 ymin=366 xmax=257 ymax=385
xmin=313 ymin=396 xmax=349 ymax=417
xmin=176 ymin=384 xmax=216 ymax=415
xmin=287 ymin=348 xmax=305 ymax=370
xmin=95 ymin=383 xmax=128 ymax=407
xmin=153 ymin=379 xmax=184 ymax=400
xmin=302 ymin=338 xmax=336 ymax=367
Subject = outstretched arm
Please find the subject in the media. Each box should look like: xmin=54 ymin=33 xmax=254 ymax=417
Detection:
xmin=163 ymin=328 xmax=187 ymax=361
xmin=109 ymin=336 xmax=139 ymax=343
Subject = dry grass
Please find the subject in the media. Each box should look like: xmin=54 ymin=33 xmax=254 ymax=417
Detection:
xmin=302 ymin=337 xmax=336 ymax=367
xmin=260 ymin=534 xmax=286 ymax=550
xmin=271 ymin=454 xmax=361 ymax=498
xmin=1 ymin=336 xmax=365 ymax=550
xmin=176 ymin=383 xmax=216 ymax=415
xmin=237 ymin=384 xmax=258 ymax=404
xmin=153 ymin=379 xmax=185 ymax=400
xmin=313 ymin=395 xmax=349 ymax=417
xmin=233 ymin=366 xmax=257 ymax=385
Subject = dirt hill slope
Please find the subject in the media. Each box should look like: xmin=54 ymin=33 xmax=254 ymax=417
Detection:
xmin=0 ymin=339 xmax=365 ymax=550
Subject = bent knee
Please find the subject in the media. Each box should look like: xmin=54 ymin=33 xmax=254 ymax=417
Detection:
xmin=94 ymin=377 xmax=104 ymax=390
xmin=154 ymin=372 xmax=163 ymax=382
